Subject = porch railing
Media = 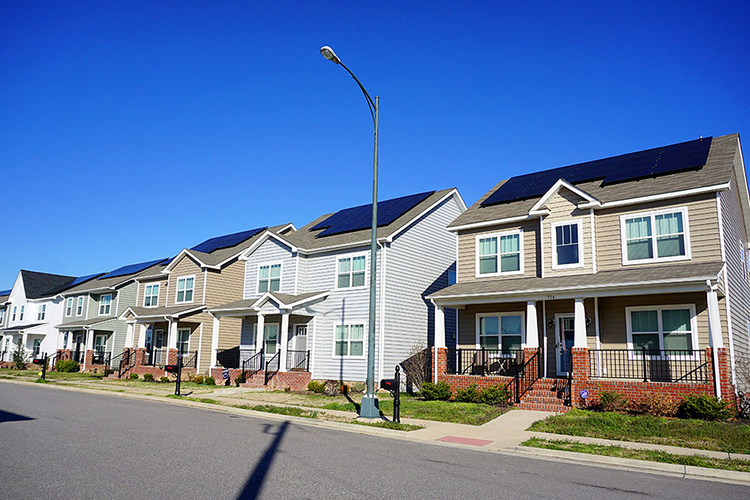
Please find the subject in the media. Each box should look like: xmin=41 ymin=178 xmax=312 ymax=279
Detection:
xmin=144 ymin=348 xmax=165 ymax=366
xmin=91 ymin=351 xmax=111 ymax=366
xmin=216 ymin=347 xmax=256 ymax=369
xmin=72 ymin=350 xmax=85 ymax=364
xmin=243 ymin=350 xmax=264 ymax=381
xmin=589 ymin=348 xmax=709 ymax=383
xmin=286 ymin=350 xmax=310 ymax=372
xmin=264 ymin=351 xmax=280 ymax=385
xmin=111 ymin=350 xmax=134 ymax=378
xmin=180 ymin=350 xmax=198 ymax=369
xmin=452 ymin=348 xmax=525 ymax=377
xmin=509 ymin=348 xmax=542 ymax=403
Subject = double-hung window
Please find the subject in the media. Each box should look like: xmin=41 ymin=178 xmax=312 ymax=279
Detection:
xmin=12 ymin=306 xmax=17 ymax=321
xmin=622 ymin=208 xmax=689 ymax=264
xmin=258 ymin=263 xmax=281 ymax=293
xmin=552 ymin=220 xmax=583 ymax=269
xmin=19 ymin=305 xmax=24 ymax=321
xmin=37 ymin=304 xmax=46 ymax=321
xmin=175 ymin=276 xmax=194 ymax=303
xmin=65 ymin=298 xmax=73 ymax=317
xmin=143 ymin=284 xmax=159 ymax=307
xmin=0 ymin=308 xmax=4 ymax=324
xmin=626 ymin=305 xmax=697 ymax=354
xmin=477 ymin=313 xmax=524 ymax=353
xmin=477 ymin=231 xmax=522 ymax=276
xmin=99 ymin=294 xmax=112 ymax=316
xmin=334 ymin=324 xmax=364 ymax=356
xmin=337 ymin=255 xmax=366 ymax=289
xmin=177 ymin=328 xmax=190 ymax=355
xmin=76 ymin=296 xmax=84 ymax=316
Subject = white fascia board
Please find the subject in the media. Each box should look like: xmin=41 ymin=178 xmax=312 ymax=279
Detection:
xmin=118 ymin=307 xmax=136 ymax=320
xmin=239 ymin=231 xmax=298 ymax=260
xmin=448 ymin=215 xmax=533 ymax=233
xmin=162 ymin=249 xmax=205 ymax=274
xmin=732 ymin=135 xmax=750 ymax=239
xmin=529 ymin=179 xmax=599 ymax=213
xmin=298 ymin=239 xmax=374 ymax=255
xmin=385 ymin=189 xmax=464 ymax=243
xmin=252 ymin=292 xmax=288 ymax=311
xmin=276 ymin=222 xmax=297 ymax=233
xmin=286 ymin=291 xmax=330 ymax=309
xmin=598 ymin=183 xmax=731 ymax=209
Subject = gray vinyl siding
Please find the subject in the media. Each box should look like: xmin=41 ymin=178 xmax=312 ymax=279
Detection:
xmin=243 ymin=238 xmax=297 ymax=299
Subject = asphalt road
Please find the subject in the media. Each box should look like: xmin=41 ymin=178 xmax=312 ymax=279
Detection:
xmin=0 ymin=382 xmax=747 ymax=499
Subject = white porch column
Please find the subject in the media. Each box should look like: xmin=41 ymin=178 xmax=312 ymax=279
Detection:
xmin=574 ymin=298 xmax=587 ymax=348
xmin=433 ymin=301 xmax=446 ymax=349
xmin=124 ymin=323 xmax=135 ymax=348
xmin=279 ymin=311 xmax=290 ymax=371
xmin=137 ymin=324 xmax=147 ymax=348
xmin=257 ymin=314 xmax=265 ymax=351
xmin=168 ymin=319 xmax=178 ymax=350
xmin=210 ymin=315 xmax=220 ymax=368
xmin=85 ymin=329 xmax=94 ymax=350
xmin=525 ymin=301 xmax=539 ymax=349
xmin=707 ymin=288 xmax=724 ymax=348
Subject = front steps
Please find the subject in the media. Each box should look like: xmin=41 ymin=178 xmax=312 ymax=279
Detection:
xmin=516 ymin=378 xmax=571 ymax=412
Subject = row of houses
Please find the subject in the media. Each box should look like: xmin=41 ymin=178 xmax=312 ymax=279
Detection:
xmin=2 ymin=133 xmax=749 ymax=410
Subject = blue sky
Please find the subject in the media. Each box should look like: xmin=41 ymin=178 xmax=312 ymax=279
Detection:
xmin=1 ymin=1 xmax=748 ymax=288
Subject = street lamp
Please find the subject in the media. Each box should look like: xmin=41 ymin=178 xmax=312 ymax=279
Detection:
xmin=320 ymin=45 xmax=380 ymax=419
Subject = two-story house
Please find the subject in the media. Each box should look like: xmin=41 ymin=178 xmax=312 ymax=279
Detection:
xmin=209 ymin=188 xmax=465 ymax=389
xmin=429 ymin=134 xmax=750 ymax=411
xmin=0 ymin=289 xmax=11 ymax=362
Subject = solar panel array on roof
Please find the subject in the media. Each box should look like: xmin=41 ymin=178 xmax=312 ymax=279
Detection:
xmin=0 ymin=289 xmax=11 ymax=296
xmin=66 ymin=272 xmax=106 ymax=288
xmin=190 ymin=227 xmax=267 ymax=254
xmin=98 ymin=258 xmax=169 ymax=280
xmin=311 ymin=191 xmax=435 ymax=238
xmin=481 ymin=137 xmax=712 ymax=207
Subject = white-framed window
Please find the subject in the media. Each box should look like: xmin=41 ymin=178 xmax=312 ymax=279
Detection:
xmin=476 ymin=312 xmax=525 ymax=353
xmin=336 ymin=254 xmax=366 ymax=289
xmin=12 ymin=306 xmax=17 ymax=321
xmin=626 ymin=304 xmax=698 ymax=355
xmin=177 ymin=328 xmax=190 ymax=355
xmin=0 ymin=308 xmax=5 ymax=324
xmin=99 ymin=294 xmax=112 ymax=316
xmin=258 ymin=263 xmax=282 ymax=293
xmin=334 ymin=324 xmax=365 ymax=357
xmin=32 ymin=338 xmax=41 ymax=357
xmin=37 ymin=304 xmax=46 ymax=321
xmin=65 ymin=298 xmax=73 ymax=317
xmin=143 ymin=284 xmax=159 ymax=307
xmin=175 ymin=276 xmax=195 ymax=304
xmin=620 ymin=207 xmax=690 ymax=265
xmin=19 ymin=305 xmax=24 ymax=321
xmin=551 ymin=220 xmax=583 ymax=269
xmin=476 ymin=230 xmax=523 ymax=276
xmin=76 ymin=296 xmax=84 ymax=316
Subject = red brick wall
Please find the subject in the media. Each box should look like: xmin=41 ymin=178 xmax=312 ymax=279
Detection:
xmin=210 ymin=368 xmax=312 ymax=391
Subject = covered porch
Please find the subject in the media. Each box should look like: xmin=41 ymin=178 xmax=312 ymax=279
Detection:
xmin=58 ymin=318 xmax=117 ymax=372
xmin=1 ymin=323 xmax=47 ymax=365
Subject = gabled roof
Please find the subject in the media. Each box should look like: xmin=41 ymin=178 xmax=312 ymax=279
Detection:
xmin=209 ymin=291 xmax=329 ymax=314
xmin=56 ymin=317 xmax=116 ymax=330
xmin=119 ymin=304 xmax=206 ymax=321
xmin=61 ymin=259 xmax=168 ymax=295
xmin=20 ymin=270 xmax=77 ymax=299
xmin=1 ymin=322 xmax=45 ymax=333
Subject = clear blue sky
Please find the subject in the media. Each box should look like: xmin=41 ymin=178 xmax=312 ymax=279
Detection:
xmin=1 ymin=1 xmax=748 ymax=288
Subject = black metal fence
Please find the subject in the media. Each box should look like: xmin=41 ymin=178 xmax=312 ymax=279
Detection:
xmin=512 ymin=348 xmax=542 ymax=403
xmin=216 ymin=347 xmax=256 ymax=369
xmin=287 ymin=350 xmax=310 ymax=372
xmin=180 ymin=350 xmax=198 ymax=369
xmin=589 ymin=348 xmax=710 ymax=383
xmin=451 ymin=348 xmax=525 ymax=377
xmin=264 ymin=351 xmax=280 ymax=385
xmin=144 ymin=348 xmax=165 ymax=366
xmin=91 ymin=351 xmax=111 ymax=366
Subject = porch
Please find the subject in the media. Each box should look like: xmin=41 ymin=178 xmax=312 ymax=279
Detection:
xmin=115 ymin=318 xmax=200 ymax=378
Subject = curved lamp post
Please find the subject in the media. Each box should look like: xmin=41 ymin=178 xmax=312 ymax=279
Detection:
xmin=320 ymin=45 xmax=380 ymax=418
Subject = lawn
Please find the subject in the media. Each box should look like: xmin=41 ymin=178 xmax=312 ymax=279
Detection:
xmin=0 ymin=369 xmax=104 ymax=381
xmin=528 ymin=409 xmax=750 ymax=454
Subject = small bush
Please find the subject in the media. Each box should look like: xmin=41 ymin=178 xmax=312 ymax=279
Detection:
xmin=349 ymin=381 xmax=366 ymax=394
xmin=160 ymin=376 xmax=170 ymax=383
xmin=479 ymin=385 xmax=511 ymax=406
xmin=235 ymin=373 xmax=246 ymax=386
xmin=631 ymin=393 xmax=679 ymax=417
xmin=324 ymin=380 xmax=342 ymax=396
xmin=129 ymin=373 xmax=139 ymax=380
xmin=420 ymin=380 xmax=452 ymax=401
xmin=598 ymin=391 xmax=629 ymax=413
xmin=677 ymin=395 xmax=736 ymax=421
xmin=143 ymin=373 xmax=154 ymax=381
xmin=308 ymin=380 xmax=325 ymax=393
xmin=454 ymin=383 xmax=480 ymax=403
xmin=193 ymin=375 xmax=204 ymax=385
xmin=55 ymin=360 xmax=80 ymax=373
xmin=205 ymin=376 xmax=216 ymax=386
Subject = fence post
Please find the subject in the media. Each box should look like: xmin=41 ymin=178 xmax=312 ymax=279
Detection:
xmin=642 ymin=346 xmax=647 ymax=382
xmin=457 ymin=348 xmax=461 ymax=374
xmin=306 ymin=350 xmax=310 ymax=371
xmin=481 ymin=347 xmax=486 ymax=377
xmin=515 ymin=372 xmax=520 ymax=403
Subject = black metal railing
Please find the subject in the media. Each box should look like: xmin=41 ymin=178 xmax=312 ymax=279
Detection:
xmin=144 ymin=348 xmax=165 ymax=366
xmin=513 ymin=348 xmax=541 ymax=402
xmin=180 ymin=350 xmax=197 ymax=369
xmin=242 ymin=350 xmax=264 ymax=381
xmin=264 ymin=351 xmax=280 ymax=385
xmin=452 ymin=348 xmax=525 ymax=377
xmin=286 ymin=350 xmax=310 ymax=372
xmin=216 ymin=347 xmax=256 ymax=369
xmin=561 ymin=349 xmax=573 ymax=406
xmin=589 ymin=348 xmax=709 ymax=383
xmin=111 ymin=350 xmax=132 ymax=378
xmin=91 ymin=351 xmax=111 ymax=366
xmin=72 ymin=350 xmax=85 ymax=364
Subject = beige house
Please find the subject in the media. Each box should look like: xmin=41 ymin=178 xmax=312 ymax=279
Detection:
xmin=429 ymin=134 xmax=750 ymax=411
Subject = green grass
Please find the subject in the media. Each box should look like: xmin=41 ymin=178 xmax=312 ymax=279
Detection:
xmin=352 ymin=420 xmax=423 ymax=431
xmin=378 ymin=395 xmax=507 ymax=426
xmin=0 ymin=369 xmax=104 ymax=381
xmin=166 ymin=395 xmax=221 ymax=405
xmin=522 ymin=438 xmax=750 ymax=472
xmin=237 ymin=404 xmax=319 ymax=419
xmin=528 ymin=409 xmax=750 ymax=454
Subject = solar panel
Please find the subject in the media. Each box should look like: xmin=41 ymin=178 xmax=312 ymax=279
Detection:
xmin=190 ymin=227 xmax=267 ymax=254
xmin=312 ymin=191 xmax=435 ymax=238
xmin=66 ymin=272 xmax=107 ymax=288
xmin=98 ymin=258 xmax=169 ymax=280
xmin=481 ymin=137 xmax=712 ymax=206
xmin=0 ymin=289 xmax=11 ymax=296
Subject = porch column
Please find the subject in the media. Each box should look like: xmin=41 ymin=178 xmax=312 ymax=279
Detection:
xmin=257 ymin=314 xmax=265 ymax=351
xmin=707 ymin=287 xmax=724 ymax=348
xmin=137 ymin=325 xmax=147 ymax=348
xmin=279 ymin=311 xmax=290 ymax=371
xmin=84 ymin=329 xmax=94 ymax=370
xmin=168 ymin=320 xmax=178 ymax=349
xmin=124 ymin=323 xmax=135 ymax=348
xmin=433 ymin=302 xmax=446 ymax=349
xmin=525 ymin=301 xmax=539 ymax=349
xmin=574 ymin=298 xmax=587 ymax=348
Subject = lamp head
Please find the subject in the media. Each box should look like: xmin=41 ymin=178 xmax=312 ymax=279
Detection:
xmin=320 ymin=46 xmax=340 ymax=64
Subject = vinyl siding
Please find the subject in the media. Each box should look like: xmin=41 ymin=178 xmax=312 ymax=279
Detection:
xmin=542 ymin=190 xmax=593 ymax=277
xmin=205 ymin=259 xmax=244 ymax=307
xmin=137 ymin=277 xmax=168 ymax=309
xmin=243 ymin=238 xmax=297 ymax=299
xmin=167 ymin=256 xmax=205 ymax=307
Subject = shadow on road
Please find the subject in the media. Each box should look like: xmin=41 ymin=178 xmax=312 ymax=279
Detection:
xmin=0 ymin=409 xmax=34 ymax=423
xmin=236 ymin=421 xmax=290 ymax=500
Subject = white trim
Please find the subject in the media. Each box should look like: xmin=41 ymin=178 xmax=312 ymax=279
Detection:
xmin=599 ymin=183 xmax=731 ymax=209
xmin=530 ymin=179 xmax=599 ymax=213
xmin=76 ymin=296 xmax=85 ymax=317
xmin=202 ymin=270 xmax=207 ymax=305
xmin=551 ymin=219 xmax=584 ymax=270
xmin=115 ymin=291 xmax=120 ymax=316
xmin=197 ymin=323 xmax=204 ymax=372
xmin=257 ymin=261 xmax=283 ymax=294
xmin=174 ymin=275 xmax=196 ymax=304
xmin=294 ymin=253 xmax=299 ymax=295
xmin=539 ymin=216 xmax=545 ymax=278
xmin=541 ymin=300 xmax=547 ymax=378
xmin=474 ymin=311 xmax=525 ymax=350
xmin=620 ymin=206 xmax=692 ymax=265
xmin=211 ymin=315 xmax=220 ymax=368
xmin=555 ymin=313 xmax=575 ymax=376
xmin=143 ymin=283 xmax=160 ymax=308
xmin=98 ymin=294 xmax=113 ymax=316
xmin=590 ymin=208 xmax=597 ymax=274
xmin=332 ymin=322 xmax=366 ymax=359
xmin=474 ymin=230 xmax=524 ymax=277
xmin=624 ymin=303 xmax=699 ymax=357
xmin=378 ymin=241 xmax=387 ymax=383
xmin=448 ymin=215 xmax=532 ymax=233
xmin=717 ymin=193 xmax=726 ymax=262
xmin=385 ymin=189 xmax=466 ymax=242
xmin=334 ymin=252 xmax=368 ymax=291
xmin=239 ymin=231 xmax=298 ymax=260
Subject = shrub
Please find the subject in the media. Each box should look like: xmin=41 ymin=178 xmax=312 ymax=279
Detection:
xmin=143 ymin=373 xmax=154 ymax=381
xmin=349 ymin=381 xmax=366 ymax=394
xmin=12 ymin=340 xmax=26 ymax=370
xmin=631 ymin=393 xmax=679 ymax=417
xmin=598 ymin=391 xmax=629 ymax=413
xmin=478 ymin=385 xmax=511 ymax=405
xmin=55 ymin=359 xmax=80 ymax=373
xmin=129 ymin=373 xmax=139 ymax=380
xmin=420 ymin=380 xmax=452 ymax=401
xmin=205 ymin=376 xmax=216 ymax=386
xmin=193 ymin=375 xmax=204 ymax=385
xmin=454 ymin=383 xmax=481 ymax=403
xmin=235 ymin=373 xmax=246 ymax=386
xmin=324 ymin=380 xmax=342 ymax=396
xmin=160 ymin=376 xmax=170 ymax=383
xmin=308 ymin=380 xmax=325 ymax=393
xmin=677 ymin=395 xmax=736 ymax=421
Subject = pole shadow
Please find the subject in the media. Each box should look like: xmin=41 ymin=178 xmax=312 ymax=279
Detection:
xmin=0 ymin=409 xmax=34 ymax=423
xmin=236 ymin=421 xmax=290 ymax=500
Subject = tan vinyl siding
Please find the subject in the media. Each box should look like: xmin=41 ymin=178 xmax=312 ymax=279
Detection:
xmin=138 ymin=278 xmax=168 ymax=308
xmin=542 ymin=190 xmax=593 ymax=277
xmin=217 ymin=317 xmax=242 ymax=351
xmin=167 ymin=256 xmax=205 ymax=307
xmin=597 ymin=194 xmax=721 ymax=272
xmin=457 ymin=302 xmax=530 ymax=347
xmin=457 ymin=219 xmax=539 ymax=282
xmin=205 ymin=259 xmax=244 ymax=308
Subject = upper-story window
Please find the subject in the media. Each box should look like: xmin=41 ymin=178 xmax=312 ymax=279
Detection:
xmin=337 ymin=254 xmax=366 ymax=289
xmin=19 ymin=305 xmax=24 ymax=321
xmin=258 ymin=263 xmax=281 ymax=293
xmin=12 ymin=306 xmax=17 ymax=321
xmin=175 ymin=276 xmax=195 ymax=304
xmin=99 ymin=294 xmax=112 ymax=316
xmin=0 ymin=308 xmax=5 ymax=324
xmin=76 ymin=296 xmax=84 ymax=316
xmin=621 ymin=208 xmax=690 ymax=265
xmin=65 ymin=298 xmax=73 ymax=317
xmin=626 ymin=304 xmax=697 ymax=353
xmin=476 ymin=231 xmax=523 ymax=276
xmin=143 ymin=284 xmax=159 ymax=307
xmin=552 ymin=220 xmax=583 ymax=269
xmin=37 ymin=304 xmax=46 ymax=321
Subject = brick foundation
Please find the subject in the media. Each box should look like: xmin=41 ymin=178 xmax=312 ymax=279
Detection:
xmin=210 ymin=367 xmax=312 ymax=391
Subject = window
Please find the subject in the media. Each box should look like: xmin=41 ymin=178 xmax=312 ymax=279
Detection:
xmin=37 ymin=304 xmax=46 ymax=321
xmin=335 ymin=324 xmax=364 ymax=356
xmin=552 ymin=221 xmax=583 ymax=269
xmin=12 ymin=306 xmax=17 ymax=321
xmin=476 ymin=231 xmax=522 ymax=276
xmin=337 ymin=255 xmax=366 ymax=289
xmin=177 ymin=328 xmax=190 ymax=355
xmin=175 ymin=276 xmax=194 ymax=303
xmin=76 ymin=296 xmax=84 ymax=316
xmin=258 ymin=263 xmax=281 ymax=293
xmin=477 ymin=313 xmax=524 ymax=353
xmin=0 ymin=308 xmax=4 ymax=323
xmin=626 ymin=305 xmax=697 ymax=353
xmin=622 ymin=208 xmax=689 ymax=264
xmin=99 ymin=294 xmax=112 ymax=316
xmin=143 ymin=284 xmax=159 ymax=307
xmin=32 ymin=338 xmax=41 ymax=357
xmin=66 ymin=298 xmax=73 ymax=317
xmin=19 ymin=305 xmax=24 ymax=321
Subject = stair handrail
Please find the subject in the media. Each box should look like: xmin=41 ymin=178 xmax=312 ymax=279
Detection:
xmin=264 ymin=350 xmax=280 ymax=385
xmin=507 ymin=348 xmax=541 ymax=403
xmin=242 ymin=349 xmax=263 ymax=381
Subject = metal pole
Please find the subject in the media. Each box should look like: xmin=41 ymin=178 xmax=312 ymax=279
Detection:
xmin=394 ymin=365 xmax=401 ymax=423
xmin=41 ymin=352 xmax=47 ymax=380
xmin=174 ymin=353 xmax=182 ymax=396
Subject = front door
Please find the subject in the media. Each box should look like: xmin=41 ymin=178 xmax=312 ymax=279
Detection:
xmin=74 ymin=333 xmax=84 ymax=362
xmin=154 ymin=330 xmax=165 ymax=364
xmin=94 ymin=334 xmax=106 ymax=363
xmin=293 ymin=325 xmax=308 ymax=351
xmin=556 ymin=315 xmax=575 ymax=376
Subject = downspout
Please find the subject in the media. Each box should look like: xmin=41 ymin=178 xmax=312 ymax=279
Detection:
xmin=377 ymin=240 xmax=386 ymax=383
xmin=706 ymin=280 xmax=722 ymax=400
